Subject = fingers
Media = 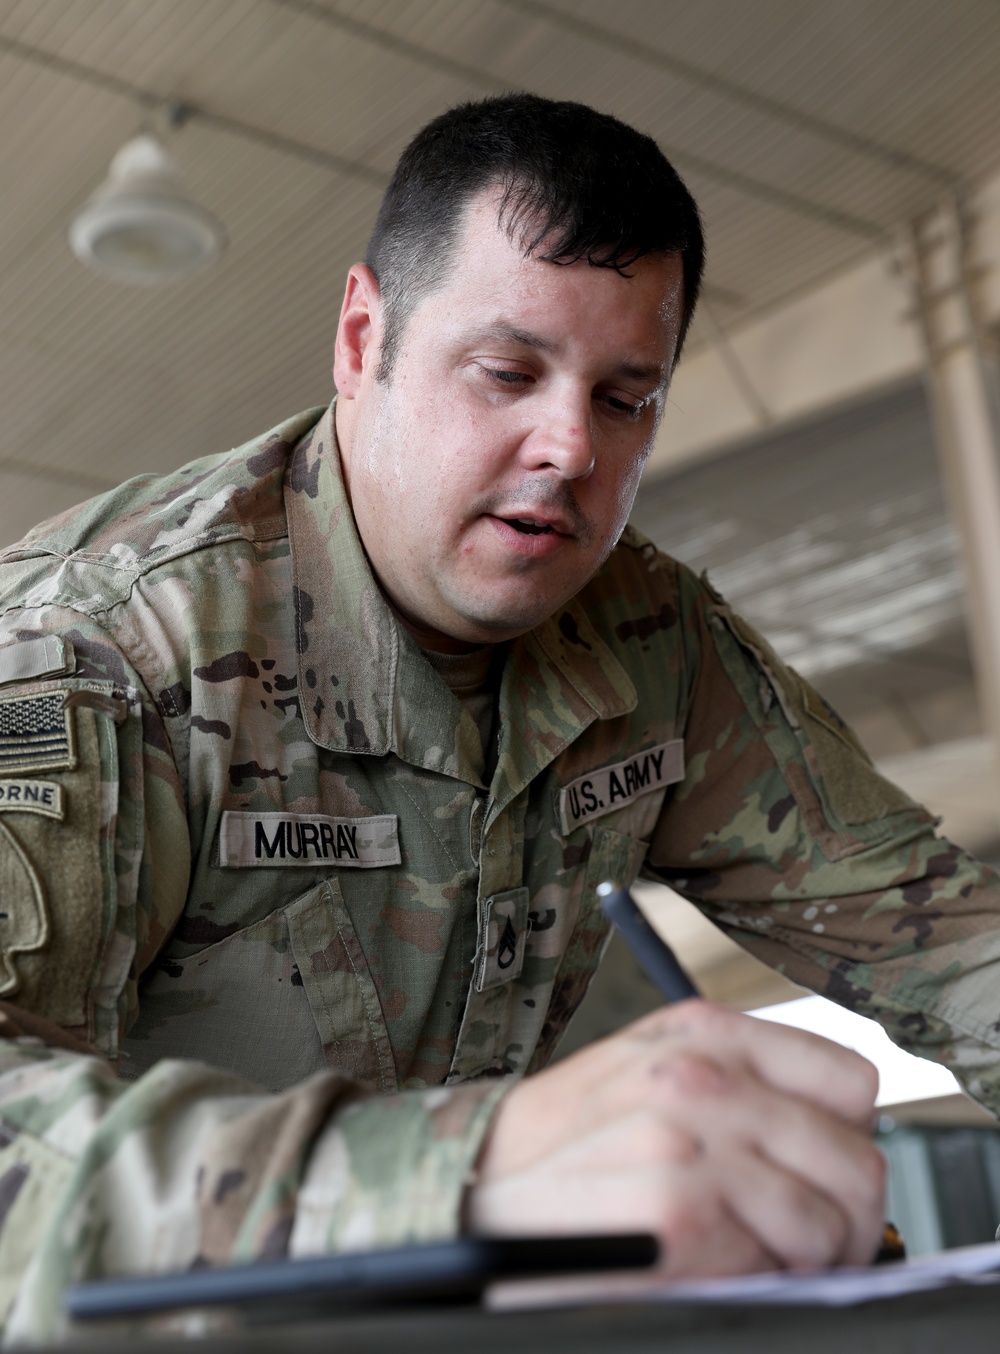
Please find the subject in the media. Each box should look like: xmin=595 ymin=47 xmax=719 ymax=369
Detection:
xmin=625 ymin=1001 xmax=880 ymax=1128
xmin=742 ymin=1090 xmax=886 ymax=1265
xmin=470 ymin=1108 xmax=869 ymax=1277
xmin=729 ymin=1011 xmax=879 ymax=1127
xmin=721 ymin=1145 xmax=854 ymax=1270
xmin=469 ymin=1114 xmax=783 ymax=1278
xmin=639 ymin=1043 xmax=886 ymax=1265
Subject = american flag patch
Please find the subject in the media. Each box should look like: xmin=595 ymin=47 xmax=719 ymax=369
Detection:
xmin=0 ymin=690 xmax=74 ymax=774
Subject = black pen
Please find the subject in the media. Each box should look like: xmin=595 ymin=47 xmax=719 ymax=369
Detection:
xmin=597 ymin=881 xmax=700 ymax=1001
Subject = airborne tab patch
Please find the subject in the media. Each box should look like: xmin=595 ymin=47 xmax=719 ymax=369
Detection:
xmin=0 ymin=690 xmax=74 ymax=775
xmin=220 ymin=811 xmax=400 ymax=868
xmin=558 ymin=739 xmax=685 ymax=835
xmin=0 ymin=779 xmax=63 ymax=819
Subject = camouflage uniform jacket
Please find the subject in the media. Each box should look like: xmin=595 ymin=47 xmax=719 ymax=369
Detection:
xmin=1 ymin=403 xmax=1000 ymax=1341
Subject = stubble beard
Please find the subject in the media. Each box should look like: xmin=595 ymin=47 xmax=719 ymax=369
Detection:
xmin=433 ymin=503 xmax=620 ymax=642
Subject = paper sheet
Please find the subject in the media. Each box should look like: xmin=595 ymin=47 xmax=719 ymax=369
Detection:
xmin=487 ymin=1240 xmax=1000 ymax=1311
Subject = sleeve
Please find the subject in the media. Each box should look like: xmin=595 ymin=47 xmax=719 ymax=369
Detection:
xmin=645 ymin=567 xmax=1000 ymax=1118
xmin=0 ymin=605 xmax=506 ymax=1346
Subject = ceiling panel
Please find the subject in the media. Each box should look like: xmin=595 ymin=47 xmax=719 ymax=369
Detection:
xmin=541 ymin=0 xmax=1000 ymax=182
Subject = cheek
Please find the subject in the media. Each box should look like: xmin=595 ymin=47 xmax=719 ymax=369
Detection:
xmin=445 ymin=427 xmax=508 ymax=494
xmin=600 ymin=455 xmax=648 ymax=527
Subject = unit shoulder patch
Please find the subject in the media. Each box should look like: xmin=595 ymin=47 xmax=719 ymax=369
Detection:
xmin=0 ymin=816 xmax=48 ymax=993
xmin=558 ymin=739 xmax=685 ymax=835
xmin=220 ymin=811 xmax=400 ymax=868
xmin=0 ymin=693 xmax=117 ymax=1025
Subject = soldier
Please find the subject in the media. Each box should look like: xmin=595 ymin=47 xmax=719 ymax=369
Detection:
xmin=0 ymin=92 xmax=995 ymax=1341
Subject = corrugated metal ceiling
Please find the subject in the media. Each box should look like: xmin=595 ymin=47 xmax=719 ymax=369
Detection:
xmin=0 ymin=0 xmax=998 ymax=540
xmin=630 ymin=382 xmax=962 ymax=680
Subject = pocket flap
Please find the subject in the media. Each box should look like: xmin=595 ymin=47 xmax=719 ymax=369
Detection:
xmin=286 ymin=882 xmax=398 ymax=1094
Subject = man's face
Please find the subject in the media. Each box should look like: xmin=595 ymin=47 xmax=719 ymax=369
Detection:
xmin=335 ymin=193 xmax=685 ymax=652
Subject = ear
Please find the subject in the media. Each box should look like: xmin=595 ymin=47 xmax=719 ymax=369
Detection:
xmin=333 ymin=264 xmax=383 ymax=398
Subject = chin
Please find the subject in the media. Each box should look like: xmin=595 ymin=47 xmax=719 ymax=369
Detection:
xmin=453 ymin=597 xmax=563 ymax=643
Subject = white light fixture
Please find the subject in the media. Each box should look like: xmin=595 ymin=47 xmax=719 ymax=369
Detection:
xmin=69 ymin=134 xmax=224 ymax=285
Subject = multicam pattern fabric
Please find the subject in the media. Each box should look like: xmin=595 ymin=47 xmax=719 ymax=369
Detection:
xmin=0 ymin=402 xmax=999 ymax=1340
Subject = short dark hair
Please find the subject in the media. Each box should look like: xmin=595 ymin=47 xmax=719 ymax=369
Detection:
xmin=366 ymin=93 xmax=705 ymax=378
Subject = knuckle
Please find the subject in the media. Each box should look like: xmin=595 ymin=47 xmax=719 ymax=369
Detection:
xmin=661 ymin=1124 xmax=705 ymax=1167
xmin=678 ymin=999 xmax=736 ymax=1034
xmin=656 ymin=1189 xmax=773 ymax=1278
xmin=649 ymin=1049 xmax=729 ymax=1101
xmin=621 ymin=1113 xmax=667 ymax=1163
xmin=657 ymin=1191 xmax=717 ymax=1255
xmin=648 ymin=999 xmax=734 ymax=1039
xmin=632 ymin=1003 xmax=682 ymax=1031
xmin=787 ymin=1180 xmax=849 ymax=1267
xmin=832 ymin=1047 xmax=879 ymax=1114
xmin=858 ymin=1139 xmax=888 ymax=1195
xmin=624 ymin=1112 xmax=703 ymax=1168
xmin=847 ymin=1047 xmax=880 ymax=1100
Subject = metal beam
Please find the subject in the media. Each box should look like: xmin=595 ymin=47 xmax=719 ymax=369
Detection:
xmin=901 ymin=200 xmax=1000 ymax=810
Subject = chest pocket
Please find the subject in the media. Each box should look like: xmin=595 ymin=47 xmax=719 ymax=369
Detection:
xmin=120 ymin=880 xmax=397 ymax=1095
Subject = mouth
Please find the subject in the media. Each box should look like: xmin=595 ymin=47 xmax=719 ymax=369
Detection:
xmin=503 ymin=516 xmax=558 ymax=537
xmin=479 ymin=499 xmax=586 ymax=559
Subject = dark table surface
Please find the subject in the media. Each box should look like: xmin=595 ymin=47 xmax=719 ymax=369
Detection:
xmin=54 ymin=1282 xmax=1000 ymax=1354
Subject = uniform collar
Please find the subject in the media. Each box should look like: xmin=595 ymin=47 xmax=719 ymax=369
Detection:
xmin=285 ymin=403 xmax=637 ymax=789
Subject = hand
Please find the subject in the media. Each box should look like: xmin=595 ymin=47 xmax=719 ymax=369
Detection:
xmin=466 ymin=1002 xmax=885 ymax=1276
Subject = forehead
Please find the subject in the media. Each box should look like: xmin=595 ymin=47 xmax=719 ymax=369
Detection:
xmin=421 ymin=191 xmax=685 ymax=359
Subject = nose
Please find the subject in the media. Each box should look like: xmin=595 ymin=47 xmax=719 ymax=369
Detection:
xmin=519 ymin=393 xmax=596 ymax=481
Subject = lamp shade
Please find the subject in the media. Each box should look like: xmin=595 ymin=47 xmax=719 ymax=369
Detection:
xmin=69 ymin=135 xmax=224 ymax=285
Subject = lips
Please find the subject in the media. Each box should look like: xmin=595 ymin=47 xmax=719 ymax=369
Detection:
xmin=504 ymin=516 xmax=556 ymax=536
xmin=493 ymin=507 xmax=573 ymax=538
xmin=484 ymin=511 xmax=574 ymax=559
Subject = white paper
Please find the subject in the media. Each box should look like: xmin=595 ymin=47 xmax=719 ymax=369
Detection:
xmin=487 ymin=1241 xmax=1000 ymax=1312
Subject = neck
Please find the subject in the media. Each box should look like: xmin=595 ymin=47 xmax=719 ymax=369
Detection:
xmin=389 ymin=602 xmax=485 ymax=655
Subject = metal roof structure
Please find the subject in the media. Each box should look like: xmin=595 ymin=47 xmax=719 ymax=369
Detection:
xmin=0 ymin=0 xmax=999 ymax=537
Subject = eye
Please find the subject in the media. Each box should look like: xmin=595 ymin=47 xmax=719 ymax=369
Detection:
xmin=600 ymin=392 xmax=646 ymax=420
xmin=479 ymin=365 xmax=533 ymax=386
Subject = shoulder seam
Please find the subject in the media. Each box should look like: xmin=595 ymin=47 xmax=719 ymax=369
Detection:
xmin=0 ymin=515 xmax=289 ymax=579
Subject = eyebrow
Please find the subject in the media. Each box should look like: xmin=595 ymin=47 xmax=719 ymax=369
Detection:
xmin=470 ymin=323 xmax=667 ymax=387
xmin=473 ymin=323 xmax=558 ymax=353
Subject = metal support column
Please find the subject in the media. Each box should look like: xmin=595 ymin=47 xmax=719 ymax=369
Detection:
xmin=902 ymin=200 xmax=1000 ymax=812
